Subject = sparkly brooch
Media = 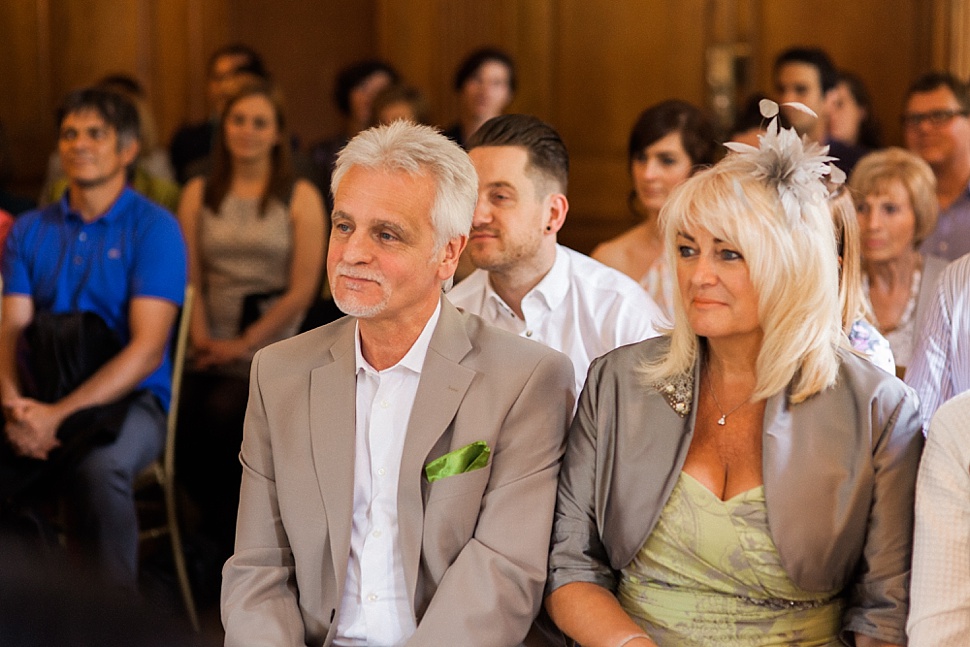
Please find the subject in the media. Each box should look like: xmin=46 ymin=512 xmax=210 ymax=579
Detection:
xmin=654 ymin=373 xmax=693 ymax=417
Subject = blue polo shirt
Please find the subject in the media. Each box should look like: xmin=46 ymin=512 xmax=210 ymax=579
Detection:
xmin=2 ymin=187 xmax=187 ymax=410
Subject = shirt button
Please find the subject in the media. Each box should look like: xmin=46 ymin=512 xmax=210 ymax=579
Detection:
xmin=372 ymin=530 xmax=382 ymax=538
xmin=367 ymin=593 xmax=378 ymax=602
xmin=380 ymin=399 xmax=389 ymax=408
xmin=74 ymin=256 xmax=83 ymax=265
xmin=78 ymin=232 xmax=87 ymax=242
xmin=377 ymin=467 xmax=386 ymax=476
xmin=525 ymin=330 xmax=533 ymax=338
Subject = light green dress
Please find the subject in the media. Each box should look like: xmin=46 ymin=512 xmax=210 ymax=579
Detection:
xmin=617 ymin=472 xmax=843 ymax=646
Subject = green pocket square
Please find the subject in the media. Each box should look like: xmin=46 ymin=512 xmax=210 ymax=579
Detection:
xmin=424 ymin=441 xmax=491 ymax=483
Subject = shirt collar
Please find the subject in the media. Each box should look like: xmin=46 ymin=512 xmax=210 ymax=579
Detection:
xmin=60 ymin=186 xmax=134 ymax=224
xmin=354 ymin=299 xmax=442 ymax=375
xmin=484 ymin=244 xmax=570 ymax=315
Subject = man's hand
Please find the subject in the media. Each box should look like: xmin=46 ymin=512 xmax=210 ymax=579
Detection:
xmin=3 ymin=396 xmax=65 ymax=460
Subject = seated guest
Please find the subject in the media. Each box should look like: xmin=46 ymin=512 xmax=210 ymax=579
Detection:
xmin=175 ymin=81 xmax=325 ymax=562
xmin=728 ymin=93 xmax=770 ymax=147
xmin=592 ymin=100 xmax=717 ymax=319
xmin=41 ymin=74 xmax=180 ymax=212
xmin=0 ymin=87 xmax=186 ymax=587
xmin=826 ymin=70 xmax=882 ymax=152
xmin=170 ymin=43 xmax=269 ymax=184
xmin=371 ymin=83 xmax=431 ymax=126
xmin=221 ymin=121 xmax=575 ymax=646
xmin=442 ymin=47 xmax=516 ymax=149
xmin=904 ymin=252 xmax=970 ymax=426
xmin=447 ymin=114 xmax=662 ymax=395
xmin=902 ymin=72 xmax=970 ymax=260
xmin=850 ymin=147 xmax=947 ymax=373
xmin=545 ymin=102 xmax=922 ymax=647
xmin=308 ymin=59 xmax=398 ymax=212
xmin=908 ymin=389 xmax=970 ymax=646
xmin=829 ymin=187 xmax=895 ymax=373
xmin=774 ymin=47 xmax=865 ymax=174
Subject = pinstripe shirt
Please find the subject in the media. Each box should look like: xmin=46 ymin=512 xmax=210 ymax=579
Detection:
xmin=905 ymin=253 xmax=970 ymax=428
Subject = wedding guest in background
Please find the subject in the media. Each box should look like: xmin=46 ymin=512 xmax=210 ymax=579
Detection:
xmin=41 ymin=74 xmax=180 ymax=212
xmin=170 ymin=43 xmax=269 ymax=184
xmin=545 ymin=103 xmax=921 ymax=647
xmin=850 ymin=147 xmax=946 ymax=374
xmin=829 ymin=187 xmax=895 ymax=374
xmin=592 ymin=100 xmax=717 ymax=320
xmin=308 ymin=59 xmax=398 ymax=212
xmin=442 ymin=47 xmax=516 ymax=149
xmin=827 ymin=70 xmax=882 ymax=151
xmin=902 ymin=72 xmax=970 ymax=260
xmin=175 ymin=81 xmax=325 ymax=584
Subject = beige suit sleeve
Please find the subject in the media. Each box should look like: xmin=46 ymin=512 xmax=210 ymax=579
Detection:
xmin=405 ymin=350 xmax=575 ymax=647
xmin=908 ymin=393 xmax=970 ymax=646
xmin=221 ymin=349 xmax=308 ymax=646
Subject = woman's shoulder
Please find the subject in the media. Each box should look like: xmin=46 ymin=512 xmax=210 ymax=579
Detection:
xmin=587 ymin=336 xmax=672 ymax=383
xmin=833 ymin=345 xmax=917 ymax=413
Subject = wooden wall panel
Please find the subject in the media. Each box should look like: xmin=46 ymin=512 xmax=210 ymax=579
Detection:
xmin=227 ymin=0 xmax=378 ymax=146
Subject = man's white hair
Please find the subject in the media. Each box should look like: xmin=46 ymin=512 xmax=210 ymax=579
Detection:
xmin=332 ymin=121 xmax=477 ymax=251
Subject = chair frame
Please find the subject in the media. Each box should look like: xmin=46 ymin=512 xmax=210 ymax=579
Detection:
xmin=137 ymin=285 xmax=199 ymax=631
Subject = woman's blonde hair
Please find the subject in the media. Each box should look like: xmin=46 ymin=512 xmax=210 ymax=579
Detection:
xmin=848 ymin=147 xmax=938 ymax=247
xmin=642 ymin=154 xmax=844 ymax=403
xmin=829 ymin=187 xmax=873 ymax=330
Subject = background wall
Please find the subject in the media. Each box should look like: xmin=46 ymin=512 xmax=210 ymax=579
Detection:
xmin=1 ymin=0 xmax=966 ymax=252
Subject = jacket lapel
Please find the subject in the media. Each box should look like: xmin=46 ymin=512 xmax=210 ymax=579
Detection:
xmin=308 ymin=322 xmax=358 ymax=589
xmin=397 ymin=300 xmax=475 ymax=609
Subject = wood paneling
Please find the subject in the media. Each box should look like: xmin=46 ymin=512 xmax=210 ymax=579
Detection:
xmin=227 ymin=0 xmax=378 ymax=146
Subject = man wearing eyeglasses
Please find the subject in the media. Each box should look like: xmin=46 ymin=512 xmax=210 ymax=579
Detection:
xmin=903 ymin=72 xmax=970 ymax=260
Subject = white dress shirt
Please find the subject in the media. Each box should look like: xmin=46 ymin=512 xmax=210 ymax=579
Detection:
xmin=905 ymin=253 xmax=970 ymax=428
xmin=333 ymin=303 xmax=441 ymax=647
xmin=447 ymin=244 xmax=662 ymax=394
xmin=908 ymin=390 xmax=970 ymax=646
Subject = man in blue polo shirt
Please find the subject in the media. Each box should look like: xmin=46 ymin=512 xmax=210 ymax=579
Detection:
xmin=0 ymin=87 xmax=186 ymax=587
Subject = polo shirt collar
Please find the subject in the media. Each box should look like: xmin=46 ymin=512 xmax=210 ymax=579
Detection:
xmin=60 ymin=186 xmax=134 ymax=224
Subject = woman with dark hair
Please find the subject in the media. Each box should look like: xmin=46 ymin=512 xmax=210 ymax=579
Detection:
xmin=308 ymin=59 xmax=398 ymax=211
xmin=442 ymin=47 xmax=516 ymax=149
xmin=175 ymin=81 xmax=326 ymax=561
xmin=827 ymin=71 xmax=882 ymax=151
xmin=592 ymin=100 xmax=717 ymax=319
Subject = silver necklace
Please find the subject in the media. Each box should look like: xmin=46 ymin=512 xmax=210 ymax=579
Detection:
xmin=705 ymin=364 xmax=750 ymax=426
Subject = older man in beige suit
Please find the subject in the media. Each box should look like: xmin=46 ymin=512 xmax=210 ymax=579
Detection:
xmin=221 ymin=121 xmax=575 ymax=647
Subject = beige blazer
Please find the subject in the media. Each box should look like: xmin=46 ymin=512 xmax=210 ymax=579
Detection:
xmin=222 ymin=298 xmax=575 ymax=647
xmin=547 ymin=337 xmax=923 ymax=645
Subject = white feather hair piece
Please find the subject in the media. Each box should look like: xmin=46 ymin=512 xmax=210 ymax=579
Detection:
xmin=724 ymin=99 xmax=845 ymax=227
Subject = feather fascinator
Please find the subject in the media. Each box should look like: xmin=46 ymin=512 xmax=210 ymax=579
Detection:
xmin=723 ymin=99 xmax=845 ymax=227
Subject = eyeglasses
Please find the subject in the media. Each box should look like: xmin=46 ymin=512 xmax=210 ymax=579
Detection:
xmin=901 ymin=109 xmax=969 ymax=128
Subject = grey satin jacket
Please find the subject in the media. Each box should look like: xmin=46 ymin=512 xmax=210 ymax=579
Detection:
xmin=547 ymin=337 xmax=923 ymax=645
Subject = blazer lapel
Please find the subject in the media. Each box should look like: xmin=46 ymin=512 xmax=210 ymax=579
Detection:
xmin=397 ymin=300 xmax=476 ymax=609
xmin=309 ymin=322 xmax=358 ymax=589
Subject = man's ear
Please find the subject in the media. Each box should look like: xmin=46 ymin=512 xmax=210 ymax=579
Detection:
xmin=436 ymin=234 xmax=467 ymax=282
xmin=544 ymin=193 xmax=569 ymax=235
xmin=119 ymin=136 xmax=140 ymax=166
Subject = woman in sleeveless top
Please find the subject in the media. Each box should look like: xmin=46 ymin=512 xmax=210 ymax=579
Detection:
xmin=592 ymin=101 xmax=717 ymax=321
xmin=851 ymin=148 xmax=947 ymax=375
xmin=174 ymin=81 xmax=326 ymax=569
xmin=544 ymin=102 xmax=922 ymax=647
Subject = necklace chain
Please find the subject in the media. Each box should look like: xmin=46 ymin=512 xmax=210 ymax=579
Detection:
xmin=705 ymin=364 xmax=750 ymax=426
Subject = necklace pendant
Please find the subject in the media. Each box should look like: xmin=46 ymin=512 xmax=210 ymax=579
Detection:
xmin=717 ymin=415 xmax=727 ymax=426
